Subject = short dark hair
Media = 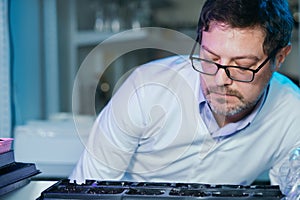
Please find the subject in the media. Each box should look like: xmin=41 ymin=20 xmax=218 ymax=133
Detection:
xmin=198 ymin=0 xmax=294 ymax=55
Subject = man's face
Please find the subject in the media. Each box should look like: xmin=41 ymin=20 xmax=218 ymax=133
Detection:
xmin=200 ymin=22 xmax=275 ymax=123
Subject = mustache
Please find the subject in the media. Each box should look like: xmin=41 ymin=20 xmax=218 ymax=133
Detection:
xmin=206 ymin=86 xmax=244 ymax=100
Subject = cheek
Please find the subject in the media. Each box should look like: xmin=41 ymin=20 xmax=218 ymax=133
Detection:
xmin=239 ymin=85 xmax=261 ymax=102
xmin=240 ymin=75 xmax=272 ymax=102
xmin=251 ymin=69 xmax=273 ymax=91
xmin=200 ymin=75 xmax=211 ymax=93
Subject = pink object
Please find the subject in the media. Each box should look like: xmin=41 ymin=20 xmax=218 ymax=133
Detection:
xmin=0 ymin=138 xmax=13 ymax=154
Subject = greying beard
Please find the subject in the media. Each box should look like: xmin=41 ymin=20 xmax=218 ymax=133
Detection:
xmin=204 ymin=86 xmax=261 ymax=117
xmin=208 ymin=97 xmax=258 ymax=117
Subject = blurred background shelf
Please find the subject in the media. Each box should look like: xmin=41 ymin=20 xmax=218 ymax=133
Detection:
xmin=74 ymin=30 xmax=149 ymax=46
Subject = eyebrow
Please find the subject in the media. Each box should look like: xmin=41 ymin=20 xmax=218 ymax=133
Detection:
xmin=201 ymin=45 xmax=260 ymax=62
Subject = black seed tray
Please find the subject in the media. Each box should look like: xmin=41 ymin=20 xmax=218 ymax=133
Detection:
xmin=37 ymin=179 xmax=285 ymax=200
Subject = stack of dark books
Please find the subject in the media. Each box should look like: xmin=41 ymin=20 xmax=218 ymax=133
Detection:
xmin=0 ymin=138 xmax=40 ymax=196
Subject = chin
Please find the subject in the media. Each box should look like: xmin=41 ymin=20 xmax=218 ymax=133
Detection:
xmin=210 ymin=103 xmax=249 ymax=117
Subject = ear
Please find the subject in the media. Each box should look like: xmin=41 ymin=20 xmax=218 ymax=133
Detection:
xmin=274 ymin=44 xmax=292 ymax=71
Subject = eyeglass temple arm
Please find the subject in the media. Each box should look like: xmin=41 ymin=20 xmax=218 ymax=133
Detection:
xmin=189 ymin=34 xmax=201 ymax=59
xmin=253 ymin=47 xmax=280 ymax=73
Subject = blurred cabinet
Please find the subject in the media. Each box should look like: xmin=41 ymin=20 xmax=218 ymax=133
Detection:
xmin=57 ymin=0 xmax=154 ymax=115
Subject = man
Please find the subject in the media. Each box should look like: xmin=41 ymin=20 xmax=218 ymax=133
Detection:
xmin=70 ymin=0 xmax=300 ymax=192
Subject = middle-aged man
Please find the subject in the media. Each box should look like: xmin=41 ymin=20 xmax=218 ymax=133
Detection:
xmin=70 ymin=0 xmax=300 ymax=195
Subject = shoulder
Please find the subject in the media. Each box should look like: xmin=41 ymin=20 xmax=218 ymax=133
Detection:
xmin=131 ymin=55 xmax=198 ymax=84
xmin=264 ymin=73 xmax=300 ymax=165
xmin=271 ymin=73 xmax=299 ymax=91
xmin=255 ymin=73 xmax=300 ymax=157
xmin=257 ymin=72 xmax=300 ymax=133
xmin=269 ymin=72 xmax=300 ymax=104
xmin=112 ymin=55 xmax=200 ymax=114
xmin=135 ymin=55 xmax=191 ymax=73
xmin=262 ymin=72 xmax=300 ymax=140
xmin=120 ymin=55 xmax=199 ymax=93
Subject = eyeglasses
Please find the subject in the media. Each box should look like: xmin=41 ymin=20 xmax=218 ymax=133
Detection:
xmin=189 ymin=35 xmax=278 ymax=83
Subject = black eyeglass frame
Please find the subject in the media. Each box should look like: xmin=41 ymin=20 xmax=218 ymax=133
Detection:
xmin=189 ymin=35 xmax=279 ymax=83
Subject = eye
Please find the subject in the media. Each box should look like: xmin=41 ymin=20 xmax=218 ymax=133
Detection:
xmin=235 ymin=59 xmax=258 ymax=69
xmin=235 ymin=58 xmax=258 ymax=69
xmin=235 ymin=67 xmax=250 ymax=73
xmin=203 ymin=53 xmax=219 ymax=62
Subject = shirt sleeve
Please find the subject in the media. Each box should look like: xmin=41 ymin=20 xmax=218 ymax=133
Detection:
xmin=69 ymin=68 xmax=147 ymax=183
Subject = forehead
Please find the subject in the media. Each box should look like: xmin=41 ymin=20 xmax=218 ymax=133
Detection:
xmin=202 ymin=22 xmax=266 ymax=56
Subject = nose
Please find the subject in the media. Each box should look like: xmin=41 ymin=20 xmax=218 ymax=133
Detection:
xmin=214 ymin=68 xmax=233 ymax=86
